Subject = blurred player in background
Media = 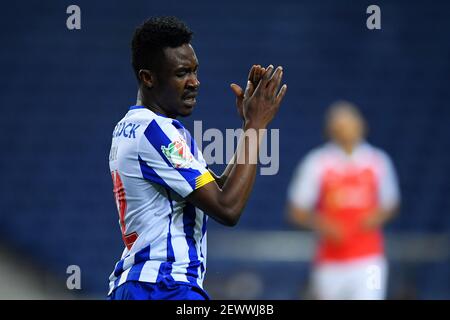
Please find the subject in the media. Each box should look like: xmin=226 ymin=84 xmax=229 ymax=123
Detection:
xmin=287 ymin=101 xmax=400 ymax=300
xmin=108 ymin=16 xmax=287 ymax=300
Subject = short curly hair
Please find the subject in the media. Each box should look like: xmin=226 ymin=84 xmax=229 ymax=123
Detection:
xmin=131 ymin=16 xmax=193 ymax=81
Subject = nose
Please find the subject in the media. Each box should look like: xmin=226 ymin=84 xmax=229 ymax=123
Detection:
xmin=187 ymin=74 xmax=200 ymax=89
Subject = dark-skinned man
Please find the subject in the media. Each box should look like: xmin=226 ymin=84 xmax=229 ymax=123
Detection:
xmin=108 ymin=16 xmax=287 ymax=300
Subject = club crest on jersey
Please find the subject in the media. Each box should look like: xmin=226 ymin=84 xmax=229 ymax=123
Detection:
xmin=161 ymin=137 xmax=193 ymax=169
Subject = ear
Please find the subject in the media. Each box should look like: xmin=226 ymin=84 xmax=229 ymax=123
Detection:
xmin=138 ymin=69 xmax=155 ymax=89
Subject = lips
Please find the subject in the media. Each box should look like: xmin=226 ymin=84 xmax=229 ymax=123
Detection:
xmin=183 ymin=92 xmax=198 ymax=107
xmin=183 ymin=91 xmax=197 ymax=99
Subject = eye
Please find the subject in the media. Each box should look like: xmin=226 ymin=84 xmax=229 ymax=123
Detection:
xmin=176 ymin=71 xmax=187 ymax=78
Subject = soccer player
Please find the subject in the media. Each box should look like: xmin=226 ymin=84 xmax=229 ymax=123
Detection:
xmin=287 ymin=101 xmax=400 ymax=300
xmin=108 ymin=17 xmax=287 ymax=300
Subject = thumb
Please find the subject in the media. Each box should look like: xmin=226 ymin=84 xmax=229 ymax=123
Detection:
xmin=230 ymin=83 xmax=244 ymax=98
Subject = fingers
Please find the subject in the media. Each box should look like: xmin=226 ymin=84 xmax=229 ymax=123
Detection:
xmin=230 ymin=83 xmax=243 ymax=98
xmin=245 ymin=64 xmax=286 ymax=103
xmin=243 ymin=80 xmax=254 ymax=99
xmin=251 ymin=65 xmax=259 ymax=84
xmin=252 ymin=67 xmax=257 ymax=84
xmin=259 ymin=67 xmax=266 ymax=82
xmin=247 ymin=65 xmax=257 ymax=84
xmin=249 ymin=65 xmax=267 ymax=88
xmin=251 ymin=65 xmax=270 ymax=96
xmin=247 ymin=64 xmax=271 ymax=91
xmin=253 ymin=65 xmax=264 ymax=85
xmin=275 ymin=84 xmax=288 ymax=105
xmin=259 ymin=64 xmax=274 ymax=89
xmin=263 ymin=65 xmax=274 ymax=81
xmin=267 ymin=66 xmax=283 ymax=96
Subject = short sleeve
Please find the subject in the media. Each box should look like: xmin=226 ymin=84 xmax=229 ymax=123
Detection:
xmin=137 ymin=119 xmax=214 ymax=198
xmin=378 ymin=152 xmax=401 ymax=210
xmin=287 ymin=152 xmax=321 ymax=211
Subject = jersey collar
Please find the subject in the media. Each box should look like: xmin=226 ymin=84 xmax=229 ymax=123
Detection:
xmin=129 ymin=105 xmax=169 ymax=118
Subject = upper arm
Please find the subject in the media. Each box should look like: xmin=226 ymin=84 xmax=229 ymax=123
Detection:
xmin=186 ymin=181 xmax=235 ymax=226
xmin=207 ymin=168 xmax=225 ymax=188
xmin=138 ymin=119 xmax=238 ymax=225
xmin=378 ymin=152 xmax=401 ymax=211
xmin=138 ymin=119 xmax=214 ymax=198
xmin=287 ymin=153 xmax=321 ymax=212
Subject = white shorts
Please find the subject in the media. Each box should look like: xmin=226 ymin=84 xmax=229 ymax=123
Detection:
xmin=311 ymin=254 xmax=388 ymax=300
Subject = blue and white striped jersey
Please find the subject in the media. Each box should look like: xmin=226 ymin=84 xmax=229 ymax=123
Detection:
xmin=108 ymin=105 xmax=215 ymax=295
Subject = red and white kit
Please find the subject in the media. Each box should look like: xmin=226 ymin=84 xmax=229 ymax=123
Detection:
xmin=289 ymin=142 xmax=400 ymax=299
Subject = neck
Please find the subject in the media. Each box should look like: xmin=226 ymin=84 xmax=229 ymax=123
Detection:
xmin=136 ymin=88 xmax=172 ymax=118
xmin=342 ymin=144 xmax=354 ymax=155
xmin=337 ymin=141 xmax=358 ymax=155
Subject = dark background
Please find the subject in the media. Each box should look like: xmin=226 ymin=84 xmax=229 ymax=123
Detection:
xmin=0 ymin=0 xmax=448 ymax=299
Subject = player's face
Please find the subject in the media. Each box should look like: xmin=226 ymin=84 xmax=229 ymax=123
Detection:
xmin=154 ymin=44 xmax=200 ymax=118
xmin=329 ymin=112 xmax=364 ymax=147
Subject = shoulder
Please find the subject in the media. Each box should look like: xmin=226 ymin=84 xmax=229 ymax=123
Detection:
xmin=308 ymin=143 xmax=339 ymax=164
xmin=141 ymin=117 xmax=191 ymax=148
xmin=124 ymin=109 xmax=180 ymax=142
xmin=360 ymin=142 xmax=395 ymax=174
xmin=362 ymin=142 xmax=392 ymax=162
xmin=302 ymin=143 xmax=326 ymax=161
xmin=294 ymin=144 xmax=331 ymax=172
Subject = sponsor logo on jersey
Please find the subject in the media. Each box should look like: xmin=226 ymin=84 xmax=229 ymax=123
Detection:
xmin=161 ymin=137 xmax=193 ymax=169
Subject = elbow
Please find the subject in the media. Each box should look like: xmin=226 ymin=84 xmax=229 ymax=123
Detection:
xmin=218 ymin=207 xmax=242 ymax=227
xmin=287 ymin=205 xmax=311 ymax=228
xmin=225 ymin=218 xmax=239 ymax=227
xmin=221 ymin=212 xmax=240 ymax=227
xmin=286 ymin=206 xmax=298 ymax=225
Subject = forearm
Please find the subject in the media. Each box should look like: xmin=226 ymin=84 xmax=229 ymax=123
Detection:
xmin=289 ymin=206 xmax=321 ymax=230
xmin=209 ymin=154 xmax=237 ymax=189
xmin=378 ymin=208 xmax=395 ymax=224
xmin=188 ymin=121 xmax=266 ymax=226
xmin=217 ymin=121 xmax=264 ymax=223
xmin=369 ymin=206 xmax=398 ymax=227
xmin=219 ymin=154 xmax=237 ymax=185
xmin=213 ymin=122 xmax=244 ymax=188
xmin=187 ymin=64 xmax=286 ymax=227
